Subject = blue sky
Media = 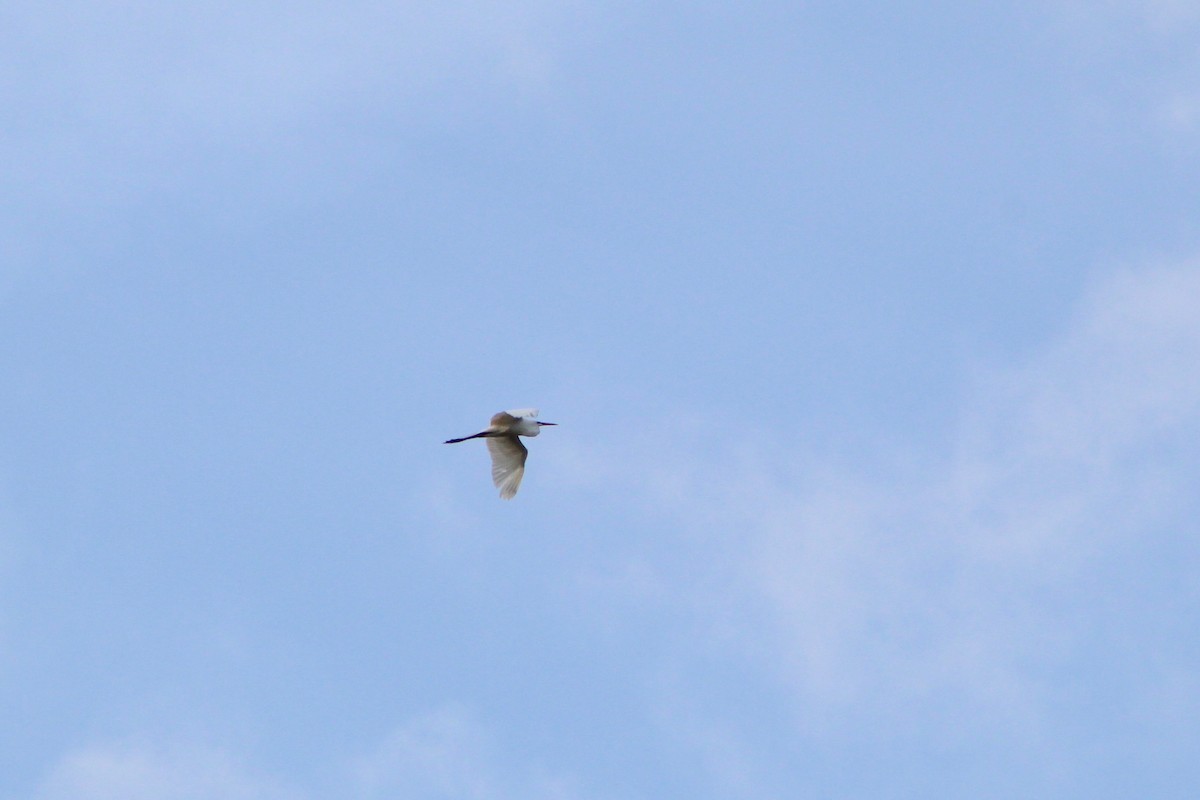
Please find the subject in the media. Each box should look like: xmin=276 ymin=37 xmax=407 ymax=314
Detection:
xmin=3 ymin=2 xmax=1200 ymax=797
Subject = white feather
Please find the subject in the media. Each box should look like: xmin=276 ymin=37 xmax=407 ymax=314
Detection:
xmin=486 ymin=436 xmax=528 ymax=499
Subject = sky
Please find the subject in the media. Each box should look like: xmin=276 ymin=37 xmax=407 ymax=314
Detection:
xmin=3 ymin=1 xmax=1200 ymax=797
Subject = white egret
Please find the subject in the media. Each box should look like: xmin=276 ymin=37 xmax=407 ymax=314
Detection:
xmin=444 ymin=408 xmax=557 ymax=499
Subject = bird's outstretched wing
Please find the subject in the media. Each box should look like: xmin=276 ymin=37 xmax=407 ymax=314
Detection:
xmin=487 ymin=435 xmax=528 ymax=499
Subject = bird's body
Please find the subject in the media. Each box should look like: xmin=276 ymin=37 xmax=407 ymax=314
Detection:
xmin=444 ymin=408 xmax=556 ymax=499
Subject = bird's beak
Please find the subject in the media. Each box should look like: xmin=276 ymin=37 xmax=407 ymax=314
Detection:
xmin=538 ymin=421 xmax=557 ymax=426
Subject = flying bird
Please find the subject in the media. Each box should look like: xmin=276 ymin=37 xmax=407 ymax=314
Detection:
xmin=444 ymin=408 xmax=557 ymax=499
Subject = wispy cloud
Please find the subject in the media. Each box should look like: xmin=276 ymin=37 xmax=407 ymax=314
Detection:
xmin=30 ymin=742 xmax=298 ymax=800
xmin=26 ymin=706 xmax=588 ymax=800
xmin=352 ymin=705 xmax=589 ymax=800
xmin=1 ymin=1 xmax=590 ymax=210
xmin=353 ymin=705 xmax=498 ymax=800
xmin=1048 ymin=1 xmax=1200 ymax=140
xmin=566 ymin=260 xmax=1200 ymax=767
xmin=0 ymin=0 xmax=595 ymax=300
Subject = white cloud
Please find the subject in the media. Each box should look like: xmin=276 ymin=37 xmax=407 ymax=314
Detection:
xmin=1159 ymin=91 xmax=1200 ymax=133
xmin=4 ymin=1 xmax=583 ymax=132
xmin=353 ymin=705 xmax=587 ymax=800
xmin=1116 ymin=0 xmax=1200 ymax=29
xmin=352 ymin=705 xmax=498 ymax=800
xmin=1053 ymin=0 xmax=1200 ymax=39
xmin=30 ymin=742 xmax=298 ymax=800
xmin=1047 ymin=1 xmax=1200 ymax=140
xmin=579 ymin=261 xmax=1200 ymax=751
xmin=0 ymin=0 xmax=596 ymax=301
xmin=25 ymin=707 xmax=588 ymax=800
xmin=0 ymin=1 xmax=591 ymax=210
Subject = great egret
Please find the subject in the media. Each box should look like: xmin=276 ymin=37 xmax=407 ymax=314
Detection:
xmin=444 ymin=408 xmax=557 ymax=499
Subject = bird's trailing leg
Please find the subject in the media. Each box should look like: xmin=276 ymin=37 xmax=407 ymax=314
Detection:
xmin=444 ymin=431 xmax=494 ymax=444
